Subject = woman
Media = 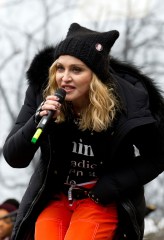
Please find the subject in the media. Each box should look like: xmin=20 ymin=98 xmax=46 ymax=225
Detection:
xmin=3 ymin=23 xmax=164 ymax=240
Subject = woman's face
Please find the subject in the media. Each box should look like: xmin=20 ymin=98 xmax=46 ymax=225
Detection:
xmin=55 ymin=55 xmax=92 ymax=108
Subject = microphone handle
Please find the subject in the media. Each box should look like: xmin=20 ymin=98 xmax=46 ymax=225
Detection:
xmin=36 ymin=110 xmax=54 ymax=130
xmin=31 ymin=111 xmax=54 ymax=144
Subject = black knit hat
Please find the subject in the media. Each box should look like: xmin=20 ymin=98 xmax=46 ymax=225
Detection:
xmin=54 ymin=23 xmax=119 ymax=82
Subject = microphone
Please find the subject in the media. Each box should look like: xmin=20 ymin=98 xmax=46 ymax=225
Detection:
xmin=31 ymin=88 xmax=66 ymax=144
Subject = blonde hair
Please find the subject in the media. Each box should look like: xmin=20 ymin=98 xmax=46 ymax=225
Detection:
xmin=43 ymin=60 xmax=120 ymax=132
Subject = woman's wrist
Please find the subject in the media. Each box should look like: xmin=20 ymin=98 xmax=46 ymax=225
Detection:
xmin=35 ymin=101 xmax=45 ymax=124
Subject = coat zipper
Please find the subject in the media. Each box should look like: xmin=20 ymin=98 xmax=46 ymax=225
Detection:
xmin=121 ymin=199 xmax=141 ymax=239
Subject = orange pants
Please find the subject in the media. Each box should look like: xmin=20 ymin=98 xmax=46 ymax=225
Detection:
xmin=35 ymin=193 xmax=118 ymax=240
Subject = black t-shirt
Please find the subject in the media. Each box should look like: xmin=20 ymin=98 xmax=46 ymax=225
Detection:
xmin=65 ymin=132 xmax=98 ymax=185
xmin=51 ymin=121 xmax=113 ymax=186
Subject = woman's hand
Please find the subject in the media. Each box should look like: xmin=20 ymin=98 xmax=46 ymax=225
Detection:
xmin=37 ymin=95 xmax=61 ymax=121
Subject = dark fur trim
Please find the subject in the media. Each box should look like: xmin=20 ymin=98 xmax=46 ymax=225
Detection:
xmin=110 ymin=57 xmax=164 ymax=118
xmin=26 ymin=46 xmax=56 ymax=89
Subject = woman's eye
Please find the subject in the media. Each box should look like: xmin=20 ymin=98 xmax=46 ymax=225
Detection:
xmin=72 ymin=67 xmax=81 ymax=73
xmin=56 ymin=65 xmax=64 ymax=72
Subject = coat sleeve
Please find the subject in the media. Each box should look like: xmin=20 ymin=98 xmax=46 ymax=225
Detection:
xmin=89 ymin=123 xmax=164 ymax=204
xmin=3 ymin=85 xmax=41 ymax=168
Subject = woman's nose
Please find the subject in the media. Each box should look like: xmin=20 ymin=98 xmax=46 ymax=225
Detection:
xmin=61 ymin=71 xmax=71 ymax=81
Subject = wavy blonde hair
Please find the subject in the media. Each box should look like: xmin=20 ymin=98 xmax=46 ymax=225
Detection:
xmin=43 ymin=60 xmax=120 ymax=132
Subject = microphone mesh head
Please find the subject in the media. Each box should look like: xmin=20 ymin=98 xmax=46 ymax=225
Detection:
xmin=55 ymin=88 xmax=66 ymax=103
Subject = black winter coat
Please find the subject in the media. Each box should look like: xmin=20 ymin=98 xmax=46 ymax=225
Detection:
xmin=3 ymin=47 xmax=164 ymax=240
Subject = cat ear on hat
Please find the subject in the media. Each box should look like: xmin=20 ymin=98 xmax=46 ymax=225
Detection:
xmin=66 ymin=23 xmax=80 ymax=37
xmin=102 ymin=30 xmax=119 ymax=52
xmin=66 ymin=23 xmax=80 ymax=36
xmin=66 ymin=22 xmax=95 ymax=37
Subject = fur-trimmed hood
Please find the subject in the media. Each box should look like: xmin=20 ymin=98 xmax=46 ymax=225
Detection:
xmin=26 ymin=46 xmax=164 ymax=119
